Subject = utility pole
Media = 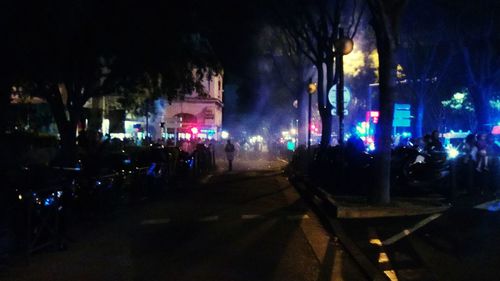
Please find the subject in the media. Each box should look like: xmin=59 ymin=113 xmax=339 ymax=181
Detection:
xmin=307 ymin=80 xmax=317 ymax=148
xmin=334 ymin=28 xmax=354 ymax=146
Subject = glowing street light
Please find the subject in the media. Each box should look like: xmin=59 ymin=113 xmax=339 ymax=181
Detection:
xmin=334 ymin=35 xmax=354 ymax=55
xmin=307 ymin=81 xmax=317 ymax=148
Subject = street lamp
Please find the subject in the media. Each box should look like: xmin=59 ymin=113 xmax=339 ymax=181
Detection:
xmin=307 ymin=81 xmax=317 ymax=148
xmin=334 ymin=28 xmax=353 ymax=146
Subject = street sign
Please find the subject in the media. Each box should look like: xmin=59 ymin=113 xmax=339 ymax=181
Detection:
xmin=393 ymin=103 xmax=411 ymax=127
xmin=328 ymin=86 xmax=351 ymax=116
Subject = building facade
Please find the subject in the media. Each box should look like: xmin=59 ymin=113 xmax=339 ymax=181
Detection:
xmin=161 ymin=72 xmax=224 ymax=140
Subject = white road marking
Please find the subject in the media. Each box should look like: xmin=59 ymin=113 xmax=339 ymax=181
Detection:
xmin=140 ymin=218 xmax=171 ymax=225
xmin=382 ymin=213 xmax=442 ymax=246
xmin=241 ymin=214 xmax=262 ymax=219
xmin=287 ymin=214 xmax=310 ymax=220
xmin=199 ymin=215 xmax=219 ymax=222
xmin=474 ymin=199 xmax=500 ymax=212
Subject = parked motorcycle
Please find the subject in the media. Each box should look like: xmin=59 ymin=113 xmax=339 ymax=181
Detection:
xmin=392 ymin=145 xmax=450 ymax=191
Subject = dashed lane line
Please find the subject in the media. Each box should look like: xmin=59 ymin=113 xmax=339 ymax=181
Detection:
xmin=287 ymin=214 xmax=310 ymax=220
xmin=241 ymin=214 xmax=262 ymax=219
xmin=199 ymin=215 xmax=219 ymax=222
xmin=140 ymin=218 xmax=171 ymax=225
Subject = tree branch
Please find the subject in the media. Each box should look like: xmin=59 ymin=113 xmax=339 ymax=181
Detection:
xmin=459 ymin=41 xmax=477 ymax=86
xmin=350 ymin=1 xmax=365 ymax=38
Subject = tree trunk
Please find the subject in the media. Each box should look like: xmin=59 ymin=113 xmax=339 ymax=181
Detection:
xmin=45 ymin=84 xmax=80 ymax=165
xmin=368 ymin=0 xmax=406 ymax=204
xmin=319 ymin=108 xmax=333 ymax=149
xmin=372 ymin=42 xmax=395 ymax=204
xmin=58 ymin=121 xmax=78 ymax=165
xmin=317 ymin=63 xmax=332 ymax=149
xmin=334 ymin=52 xmax=345 ymax=146
xmin=299 ymin=84 xmax=308 ymax=146
xmin=326 ymin=53 xmax=336 ymax=144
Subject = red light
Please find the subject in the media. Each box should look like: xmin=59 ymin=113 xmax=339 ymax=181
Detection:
xmin=191 ymin=127 xmax=199 ymax=134
xmin=492 ymin=126 xmax=500 ymax=135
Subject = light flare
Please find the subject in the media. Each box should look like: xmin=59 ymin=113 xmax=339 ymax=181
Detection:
xmin=343 ymin=45 xmax=365 ymax=77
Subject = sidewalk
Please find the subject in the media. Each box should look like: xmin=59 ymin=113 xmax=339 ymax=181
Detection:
xmin=290 ymin=177 xmax=451 ymax=219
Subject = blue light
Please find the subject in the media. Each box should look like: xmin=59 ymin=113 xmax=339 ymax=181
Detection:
xmin=487 ymin=201 xmax=500 ymax=212
xmin=44 ymin=196 xmax=55 ymax=206
xmin=368 ymin=143 xmax=375 ymax=151
xmin=147 ymin=163 xmax=157 ymax=176
xmin=123 ymin=159 xmax=132 ymax=165
xmin=186 ymin=158 xmax=194 ymax=168
xmin=96 ymin=180 xmax=102 ymax=186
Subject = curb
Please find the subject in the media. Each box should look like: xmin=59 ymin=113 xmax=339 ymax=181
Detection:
xmin=335 ymin=199 xmax=450 ymax=219
xmin=292 ymin=176 xmax=450 ymax=219
xmin=292 ymin=179 xmax=391 ymax=281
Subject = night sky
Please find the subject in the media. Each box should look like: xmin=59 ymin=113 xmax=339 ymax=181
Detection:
xmin=3 ymin=0 xmax=500 ymax=134
xmin=3 ymin=0 xmax=266 ymax=100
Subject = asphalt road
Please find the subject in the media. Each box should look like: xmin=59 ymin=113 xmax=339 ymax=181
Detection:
xmin=340 ymin=196 xmax=500 ymax=281
xmin=0 ymin=158 xmax=366 ymax=281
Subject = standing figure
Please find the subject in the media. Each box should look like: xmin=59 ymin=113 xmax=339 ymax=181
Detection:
xmin=476 ymin=133 xmax=489 ymax=172
xmin=225 ymin=140 xmax=235 ymax=171
xmin=426 ymin=130 xmax=444 ymax=152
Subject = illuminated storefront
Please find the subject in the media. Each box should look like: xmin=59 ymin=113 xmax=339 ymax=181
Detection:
xmin=162 ymin=72 xmax=224 ymax=140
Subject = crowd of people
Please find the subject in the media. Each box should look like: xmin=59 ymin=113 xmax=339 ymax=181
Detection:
xmin=456 ymin=132 xmax=499 ymax=172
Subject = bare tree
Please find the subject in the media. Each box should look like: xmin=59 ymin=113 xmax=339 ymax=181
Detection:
xmin=273 ymin=0 xmax=364 ymax=149
xmin=453 ymin=0 xmax=500 ymax=131
xmin=366 ymin=0 xmax=407 ymax=204
xmin=257 ymin=26 xmax=314 ymax=145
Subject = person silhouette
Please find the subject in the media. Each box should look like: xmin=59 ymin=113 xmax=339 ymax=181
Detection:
xmin=224 ymin=140 xmax=235 ymax=171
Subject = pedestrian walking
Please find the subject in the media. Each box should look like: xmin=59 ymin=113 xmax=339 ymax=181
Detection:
xmin=225 ymin=140 xmax=235 ymax=171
